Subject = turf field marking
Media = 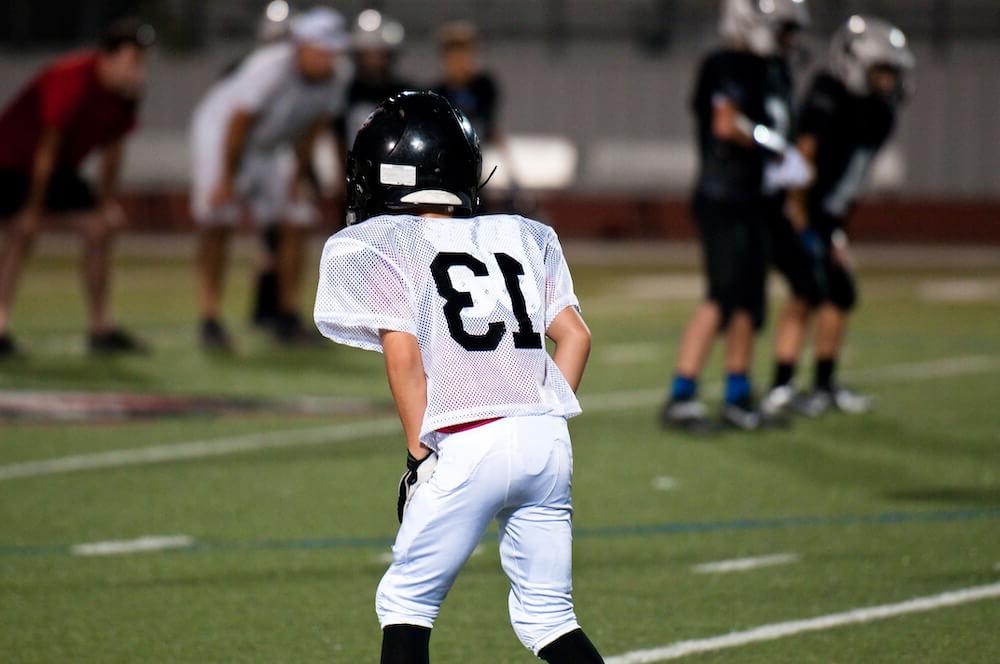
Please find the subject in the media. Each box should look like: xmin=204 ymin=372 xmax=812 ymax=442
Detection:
xmin=2 ymin=508 xmax=998 ymax=558
xmin=0 ymin=418 xmax=399 ymax=481
xmin=71 ymin=535 xmax=193 ymax=557
xmin=652 ymin=476 xmax=679 ymax=491
xmin=692 ymin=553 xmax=799 ymax=574
xmin=606 ymin=582 xmax=1000 ymax=663
xmin=1 ymin=354 xmax=997 ymax=482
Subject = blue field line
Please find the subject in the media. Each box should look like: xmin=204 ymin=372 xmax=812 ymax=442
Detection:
xmin=2 ymin=506 xmax=999 ymax=559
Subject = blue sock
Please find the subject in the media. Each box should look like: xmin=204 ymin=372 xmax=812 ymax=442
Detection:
xmin=671 ymin=375 xmax=697 ymax=401
xmin=725 ymin=373 xmax=751 ymax=404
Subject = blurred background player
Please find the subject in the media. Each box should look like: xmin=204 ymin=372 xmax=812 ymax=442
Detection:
xmin=0 ymin=18 xmax=154 ymax=358
xmin=190 ymin=7 xmax=351 ymax=350
xmin=334 ymin=9 xmax=411 ymax=149
xmin=660 ymin=0 xmax=810 ymax=432
xmin=432 ymin=21 xmax=526 ymax=213
xmin=764 ymin=16 xmax=915 ymax=417
xmin=433 ymin=21 xmax=499 ymax=146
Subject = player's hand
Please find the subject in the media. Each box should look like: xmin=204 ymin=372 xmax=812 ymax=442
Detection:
xmin=209 ymin=179 xmax=235 ymax=208
xmin=764 ymin=147 xmax=814 ymax=194
xmin=397 ymin=449 xmax=437 ymax=523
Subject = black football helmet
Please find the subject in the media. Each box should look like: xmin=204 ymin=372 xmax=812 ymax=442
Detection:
xmin=345 ymin=91 xmax=482 ymax=224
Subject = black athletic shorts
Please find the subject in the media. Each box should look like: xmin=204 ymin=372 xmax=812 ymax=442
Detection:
xmin=693 ymin=193 xmax=769 ymax=330
xmin=770 ymin=212 xmax=857 ymax=312
xmin=0 ymin=169 xmax=97 ymax=220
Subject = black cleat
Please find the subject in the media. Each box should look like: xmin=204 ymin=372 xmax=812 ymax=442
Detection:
xmin=273 ymin=312 xmax=323 ymax=347
xmin=0 ymin=333 xmax=20 ymax=359
xmin=721 ymin=397 xmax=790 ymax=431
xmin=89 ymin=327 xmax=150 ymax=355
xmin=660 ymin=399 xmax=719 ymax=435
xmin=200 ymin=318 xmax=234 ymax=352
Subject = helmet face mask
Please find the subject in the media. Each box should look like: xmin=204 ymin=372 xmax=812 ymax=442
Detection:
xmin=345 ymin=91 xmax=483 ymax=225
xmin=720 ymin=0 xmax=810 ymax=58
xmin=830 ymin=15 xmax=915 ymax=102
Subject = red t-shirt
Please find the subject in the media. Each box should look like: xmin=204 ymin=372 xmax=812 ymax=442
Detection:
xmin=0 ymin=51 xmax=138 ymax=172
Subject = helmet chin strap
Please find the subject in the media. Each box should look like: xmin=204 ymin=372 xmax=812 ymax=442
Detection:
xmin=478 ymin=164 xmax=498 ymax=194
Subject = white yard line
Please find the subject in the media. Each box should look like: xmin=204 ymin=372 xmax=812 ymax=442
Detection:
xmin=71 ymin=535 xmax=193 ymax=557
xmin=606 ymin=582 xmax=1000 ymax=664
xmin=692 ymin=553 xmax=800 ymax=574
xmin=0 ymin=418 xmax=399 ymax=481
xmin=1 ymin=355 xmax=997 ymax=482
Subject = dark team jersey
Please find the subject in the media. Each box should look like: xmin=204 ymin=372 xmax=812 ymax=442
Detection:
xmin=335 ymin=75 xmax=413 ymax=150
xmin=434 ymin=73 xmax=499 ymax=144
xmin=691 ymin=49 xmax=794 ymax=205
xmin=799 ymin=72 xmax=896 ymax=229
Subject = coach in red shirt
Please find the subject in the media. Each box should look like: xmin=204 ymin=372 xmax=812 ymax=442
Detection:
xmin=0 ymin=19 xmax=154 ymax=357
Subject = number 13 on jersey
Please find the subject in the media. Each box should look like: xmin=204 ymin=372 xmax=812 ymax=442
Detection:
xmin=430 ymin=252 xmax=543 ymax=352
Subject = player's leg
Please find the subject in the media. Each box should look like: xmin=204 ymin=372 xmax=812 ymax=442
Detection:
xmin=497 ymin=416 xmax=603 ymax=663
xmin=250 ymin=226 xmax=281 ymax=329
xmin=662 ymin=206 xmax=726 ymax=432
xmin=190 ymin=117 xmax=238 ymax=351
xmin=273 ymin=222 xmax=313 ymax=342
xmin=376 ymin=427 xmax=506 ymax=660
xmin=810 ymin=259 xmax=870 ymax=413
xmin=195 ymin=225 xmax=234 ymax=350
xmin=0 ymin=172 xmax=41 ymax=354
xmin=763 ymin=215 xmax=822 ymax=414
xmin=720 ymin=216 xmax=787 ymax=430
xmin=77 ymin=199 xmax=147 ymax=353
xmin=257 ymin=152 xmax=319 ymax=344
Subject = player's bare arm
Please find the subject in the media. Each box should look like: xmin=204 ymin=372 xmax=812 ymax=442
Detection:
xmin=97 ymin=139 xmax=127 ymax=228
xmin=213 ymin=109 xmax=255 ymax=206
xmin=291 ymin=115 xmax=328 ymax=199
xmin=546 ymin=306 xmax=591 ymax=393
xmin=380 ymin=328 xmax=431 ymax=460
xmin=711 ymin=97 xmax=755 ymax=148
xmin=18 ymin=127 xmax=61 ymax=224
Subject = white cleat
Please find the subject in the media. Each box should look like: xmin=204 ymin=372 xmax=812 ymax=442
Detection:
xmin=761 ymin=385 xmax=797 ymax=417
xmin=832 ymin=387 xmax=874 ymax=414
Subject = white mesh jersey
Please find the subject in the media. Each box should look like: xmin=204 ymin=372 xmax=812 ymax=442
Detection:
xmin=314 ymin=214 xmax=582 ymax=444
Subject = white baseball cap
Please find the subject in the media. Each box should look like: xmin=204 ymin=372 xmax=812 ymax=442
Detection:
xmin=291 ymin=7 xmax=349 ymax=53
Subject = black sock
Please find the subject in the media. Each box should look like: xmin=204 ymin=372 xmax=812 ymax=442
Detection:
xmin=538 ymin=629 xmax=604 ymax=663
xmin=381 ymin=625 xmax=431 ymax=664
xmin=773 ymin=361 xmax=796 ymax=388
xmin=815 ymin=357 xmax=836 ymax=392
xmin=252 ymin=270 xmax=279 ymax=321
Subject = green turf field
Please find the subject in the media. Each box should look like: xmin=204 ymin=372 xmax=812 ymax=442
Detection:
xmin=1 ymin=236 xmax=998 ymax=663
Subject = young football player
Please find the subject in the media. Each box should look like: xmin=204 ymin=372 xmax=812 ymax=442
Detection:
xmin=764 ymin=16 xmax=915 ymax=416
xmin=314 ymin=92 xmax=602 ymax=664
xmin=661 ymin=0 xmax=811 ymax=432
xmin=190 ymin=7 xmax=351 ymax=350
xmin=0 ymin=19 xmax=154 ymax=357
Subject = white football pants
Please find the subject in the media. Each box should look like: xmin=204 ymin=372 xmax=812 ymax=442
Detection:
xmin=376 ymin=415 xmax=581 ymax=654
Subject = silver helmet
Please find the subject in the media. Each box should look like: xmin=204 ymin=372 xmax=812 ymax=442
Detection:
xmin=830 ymin=15 xmax=915 ymax=99
xmin=719 ymin=0 xmax=810 ymax=57
xmin=352 ymin=9 xmax=405 ymax=51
